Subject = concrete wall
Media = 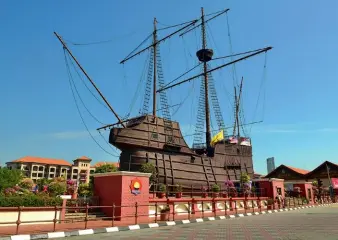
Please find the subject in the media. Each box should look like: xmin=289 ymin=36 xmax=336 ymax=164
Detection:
xmin=0 ymin=210 xmax=61 ymax=227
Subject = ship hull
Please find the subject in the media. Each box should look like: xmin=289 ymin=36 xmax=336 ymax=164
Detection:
xmin=109 ymin=115 xmax=254 ymax=187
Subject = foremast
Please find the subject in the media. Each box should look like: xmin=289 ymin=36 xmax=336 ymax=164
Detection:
xmin=54 ymin=32 xmax=126 ymax=128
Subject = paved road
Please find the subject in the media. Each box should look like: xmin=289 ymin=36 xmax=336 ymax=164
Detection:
xmin=54 ymin=205 xmax=338 ymax=240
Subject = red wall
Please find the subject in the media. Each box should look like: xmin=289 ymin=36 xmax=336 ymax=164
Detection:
xmin=94 ymin=173 xmax=149 ymax=221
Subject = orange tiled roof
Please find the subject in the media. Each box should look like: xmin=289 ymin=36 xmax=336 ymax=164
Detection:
xmin=93 ymin=162 xmax=119 ymax=168
xmin=75 ymin=156 xmax=92 ymax=161
xmin=10 ymin=156 xmax=72 ymax=166
xmin=285 ymin=165 xmax=310 ymax=175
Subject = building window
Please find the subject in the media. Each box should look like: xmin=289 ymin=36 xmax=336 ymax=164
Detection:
xmin=38 ymin=173 xmax=43 ymax=178
xmin=33 ymin=166 xmax=38 ymax=171
xmin=72 ymin=175 xmax=77 ymax=180
xmin=38 ymin=166 xmax=44 ymax=171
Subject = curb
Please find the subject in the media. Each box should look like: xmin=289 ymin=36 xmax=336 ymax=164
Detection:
xmin=2 ymin=203 xmax=336 ymax=240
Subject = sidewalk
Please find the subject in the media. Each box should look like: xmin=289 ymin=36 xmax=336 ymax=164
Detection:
xmin=0 ymin=208 xmax=262 ymax=236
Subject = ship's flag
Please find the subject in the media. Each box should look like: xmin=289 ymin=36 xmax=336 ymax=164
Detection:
xmin=240 ymin=137 xmax=251 ymax=146
xmin=229 ymin=136 xmax=238 ymax=144
xmin=210 ymin=130 xmax=224 ymax=147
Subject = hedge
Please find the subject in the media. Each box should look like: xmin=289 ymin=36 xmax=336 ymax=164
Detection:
xmin=0 ymin=194 xmax=63 ymax=207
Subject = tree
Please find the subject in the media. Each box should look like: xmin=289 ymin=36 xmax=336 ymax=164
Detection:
xmin=0 ymin=168 xmax=23 ymax=192
xmin=140 ymin=163 xmax=157 ymax=184
xmin=94 ymin=164 xmax=118 ymax=173
xmin=78 ymin=183 xmax=92 ymax=197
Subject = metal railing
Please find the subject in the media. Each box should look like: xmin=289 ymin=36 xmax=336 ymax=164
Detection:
xmin=149 ymin=183 xmax=268 ymax=198
xmin=0 ymin=195 xmax=333 ymax=236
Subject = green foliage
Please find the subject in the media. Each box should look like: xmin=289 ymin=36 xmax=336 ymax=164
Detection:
xmin=175 ymin=183 xmax=183 ymax=193
xmin=0 ymin=168 xmax=23 ymax=192
xmin=0 ymin=194 xmax=62 ymax=207
xmin=158 ymin=183 xmax=166 ymax=193
xmin=19 ymin=178 xmax=34 ymax=190
xmin=48 ymin=181 xmax=66 ymax=196
xmin=78 ymin=183 xmax=92 ymax=197
xmin=36 ymin=178 xmax=53 ymax=191
xmin=160 ymin=205 xmax=170 ymax=213
xmin=212 ymin=184 xmax=220 ymax=192
xmin=95 ymin=164 xmax=117 ymax=173
xmin=140 ymin=163 xmax=157 ymax=183
xmin=312 ymin=180 xmax=318 ymax=187
xmin=240 ymin=173 xmax=250 ymax=184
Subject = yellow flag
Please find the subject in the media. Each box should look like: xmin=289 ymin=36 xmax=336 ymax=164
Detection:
xmin=210 ymin=130 xmax=224 ymax=147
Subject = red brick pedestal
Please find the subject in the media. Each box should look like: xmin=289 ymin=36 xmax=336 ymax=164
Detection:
xmin=93 ymin=171 xmax=151 ymax=222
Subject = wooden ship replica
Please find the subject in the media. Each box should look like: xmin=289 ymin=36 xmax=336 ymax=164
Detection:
xmin=55 ymin=7 xmax=272 ymax=188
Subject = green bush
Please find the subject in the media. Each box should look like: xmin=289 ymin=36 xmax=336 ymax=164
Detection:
xmin=240 ymin=173 xmax=250 ymax=184
xmin=212 ymin=184 xmax=220 ymax=192
xmin=48 ymin=181 xmax=67 ymax=196
xmin=0 ymin=194 xmax=63 ymax=207
xmin=95 ymin=164 xmax=117 ymax=173
xmin=0 ymin=168 xmax=23 ymax=192
xmin=19 ymin=178 xmax=34 ymax=190
xmin=140 ymin=162 xmax=157 ymax=183
xmin=78 ymin=183 xmax=93 ymax=197
xmin=36 ymin=178 xmax=53 ymax=191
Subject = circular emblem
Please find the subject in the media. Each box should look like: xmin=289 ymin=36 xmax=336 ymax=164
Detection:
xmin=130 ymin=179 xmax=142 ymax=195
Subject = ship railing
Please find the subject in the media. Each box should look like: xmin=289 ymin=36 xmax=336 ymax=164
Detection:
xmin=0 ymin=195 xmax=332 ymax=236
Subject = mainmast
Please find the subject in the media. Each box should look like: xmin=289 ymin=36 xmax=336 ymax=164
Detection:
xmin=152 ymin=18 xmax=157 ymax=116
xmin=198 ymin=7 xmax=213 ymax=149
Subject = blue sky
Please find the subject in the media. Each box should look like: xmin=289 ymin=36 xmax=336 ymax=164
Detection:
xmin=1 ymin=0 xmax=338 ymax=175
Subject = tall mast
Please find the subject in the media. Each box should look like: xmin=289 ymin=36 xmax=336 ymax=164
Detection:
xmin=236 ymin=77 xmax=244 ymax=143
xmin=200 ymin=7 xmax=211 ymax=149
xmin=233 ymin=88 xmax=238 ymax=136
xmin=153 ymin=18 xmax=157 ymax=117
xmin=54 ymin=32 xmax=126 ymax=128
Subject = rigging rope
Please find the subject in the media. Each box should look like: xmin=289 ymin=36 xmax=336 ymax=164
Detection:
xmin=65 ymin=54 xmax=107 ymax=125
xmin=63 ymin=49 xmax=119 ymax=158
xmin=123 ymin=33 xmax=153 ymax=61
xmin=98 ymin=131 xmax=120 ymax=155
xmin=127 ymin=49 xmax=150 ymax=116
xmin=67 ymin=50 xmax=112 ymax=113
xmin=157 ymin=19 xmax=198 ymax=31
xmin=63 ymin=32 xmax=138 ymax=46
xmin=248 ymin=53 xmax=268 ymax=135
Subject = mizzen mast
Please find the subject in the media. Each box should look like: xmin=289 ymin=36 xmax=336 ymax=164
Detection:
xmin=54 ymin=32 xmax=126 ymax=128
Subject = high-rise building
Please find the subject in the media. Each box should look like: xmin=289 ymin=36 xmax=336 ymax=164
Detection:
xmin=267 ymin=157 xmax=275 ymax=174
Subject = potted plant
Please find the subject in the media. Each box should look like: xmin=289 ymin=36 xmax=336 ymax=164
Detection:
xmin=201 ymin=186 xmax=208 ymax=198
xmin=267 ymin=199 xmax=274 ymax=210
xmin=175 ymin=184 xmax=183 ymax=198
xmin=242 ymin=182 xmax=251 ymax=197
xmin=160 ymin=205 xmax=170 ymax=221
xmin=212 ymin=184 xmax=220 ymax=198
xmin=222 ymin=190 xmax=228 ymax=198
xmin=157 ymin=183 xmax=166 ymax=199
xmin=229 ymin=187 xmax=238 ymax=198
